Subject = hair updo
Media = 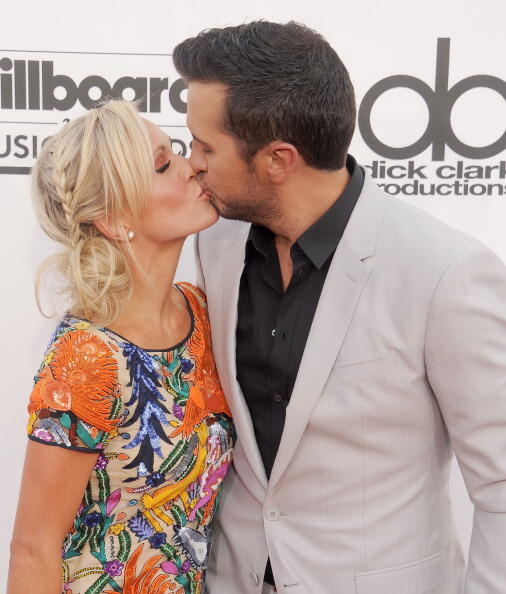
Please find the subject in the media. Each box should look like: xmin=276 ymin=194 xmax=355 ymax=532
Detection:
xmin=32 ymin=100 xmax=153 ymax=325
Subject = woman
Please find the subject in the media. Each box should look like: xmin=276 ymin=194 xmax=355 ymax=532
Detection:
xmin=8 ymin=100 xmax=234 ymax=594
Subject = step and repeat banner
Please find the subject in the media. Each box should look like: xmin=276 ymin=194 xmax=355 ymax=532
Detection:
xmin=1 ymin=0 xmax=504 ymax=586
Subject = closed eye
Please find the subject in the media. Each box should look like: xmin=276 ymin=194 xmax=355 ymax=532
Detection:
xmin=155 ymin=161 xmax=171 ymax=174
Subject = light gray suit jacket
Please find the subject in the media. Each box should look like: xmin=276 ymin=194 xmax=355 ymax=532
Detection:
xmin=195 ymin=172 xmax=506 ymax=594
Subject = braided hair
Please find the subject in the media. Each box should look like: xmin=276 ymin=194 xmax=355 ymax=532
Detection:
xmin=32 ymin=100 xmax=153 ymax=325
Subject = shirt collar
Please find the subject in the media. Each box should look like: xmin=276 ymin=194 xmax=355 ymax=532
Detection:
xmin=296 ymin=155 xmax=364 ymax=268
xmin=246 ymin=154 xmax=364 ymax=268
xmin=246 ymin=222 xmax=274 ymax=260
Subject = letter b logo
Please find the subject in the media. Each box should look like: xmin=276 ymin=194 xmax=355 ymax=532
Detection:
xmin=358 ymin=39 xmax=506 ymax=160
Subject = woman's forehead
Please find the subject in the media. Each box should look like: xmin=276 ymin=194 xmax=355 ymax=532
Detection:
xmin=143 ymin=118 xmax=171 ymax=151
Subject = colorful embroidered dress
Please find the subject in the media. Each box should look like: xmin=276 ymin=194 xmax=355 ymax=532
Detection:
xmin=26 ymin=283 xmax=235 ymax=594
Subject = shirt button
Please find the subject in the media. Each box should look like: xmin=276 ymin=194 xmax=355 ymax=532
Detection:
xmin=265 ymin=506 xmax=281 ymax=521
xmin=273 ymin=393 xmax=283 ymax=403
xmin=249 ymin=570 xmax=260 ymax=586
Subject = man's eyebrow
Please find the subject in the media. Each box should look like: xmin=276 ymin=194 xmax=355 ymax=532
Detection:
xmin=191 ymin=133 xmax=208 ymax=146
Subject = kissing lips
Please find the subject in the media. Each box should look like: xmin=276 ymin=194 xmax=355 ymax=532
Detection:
xmin=200 ymin=187 xmax=214 ymax=200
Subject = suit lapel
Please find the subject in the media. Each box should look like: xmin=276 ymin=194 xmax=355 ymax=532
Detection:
xmin=269 ymin=177 xmax=387 ymax=489
xmin=213 ymin=223 xmax=269 ymax=492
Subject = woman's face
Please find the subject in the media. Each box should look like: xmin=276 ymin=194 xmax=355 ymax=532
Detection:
xmin=128 ymin=119 xmax=218 ymax=246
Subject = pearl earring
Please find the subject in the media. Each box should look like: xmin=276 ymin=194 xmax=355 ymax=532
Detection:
xmin=127 ymin=230 xmax=135 ymax=240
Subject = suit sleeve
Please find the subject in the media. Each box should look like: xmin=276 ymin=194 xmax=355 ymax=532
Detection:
xmin=424 ymin=242 xmax=506 ymax=593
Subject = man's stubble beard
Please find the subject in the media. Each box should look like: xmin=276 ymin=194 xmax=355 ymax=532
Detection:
xmin=209 ymin=172 xmax=282 ymax=227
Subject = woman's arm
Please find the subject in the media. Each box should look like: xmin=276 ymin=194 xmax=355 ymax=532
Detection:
xmin=8 ymin=440 xmax=98 ymax=594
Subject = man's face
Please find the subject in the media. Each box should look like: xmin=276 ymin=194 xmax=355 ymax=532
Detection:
xmin=186 ymin=81 xmax=280 ymax=225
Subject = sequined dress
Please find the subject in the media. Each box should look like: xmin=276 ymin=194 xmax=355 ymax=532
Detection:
xmin=26 ymin=283 xmax=235 ymax=594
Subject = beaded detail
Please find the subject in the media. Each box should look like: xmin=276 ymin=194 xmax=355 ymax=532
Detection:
xmin=27 ymin=283 xmax=235 ymax=594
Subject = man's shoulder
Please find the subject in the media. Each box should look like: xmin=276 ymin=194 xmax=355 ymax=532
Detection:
xmin=362 ymin=174 xmax=486 ymax=263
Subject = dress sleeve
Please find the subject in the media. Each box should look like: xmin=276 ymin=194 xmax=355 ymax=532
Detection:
xmin=27 ymin=325 xmax=122 ymax=452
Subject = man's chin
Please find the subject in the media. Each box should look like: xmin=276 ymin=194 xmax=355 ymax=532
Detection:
xmin=209 ymin=197 xmax=227 ymax=218
xmin=209 ymin=197 xmax=235 ymax=220
xmin=212 ymin=204 xmax=247 ymax=222
xmin=209 ymin=196 xmax=268 ymax=225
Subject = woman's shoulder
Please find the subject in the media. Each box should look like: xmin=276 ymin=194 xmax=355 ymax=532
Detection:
xmin=45 ymin=313 xmax=113 ymax=345
xmin=27 ymin=314 xmax=123 ymax=450
xmin=34 ymin=314 xmax=122 ymax=395
xmin=38 ymin=314 xmax=124 ymax=367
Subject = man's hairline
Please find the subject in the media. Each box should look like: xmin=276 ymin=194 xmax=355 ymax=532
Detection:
xmin=184 ymin=76 xmax=316 ymax=166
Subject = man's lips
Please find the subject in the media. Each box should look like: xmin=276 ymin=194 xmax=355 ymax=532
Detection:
xmin=199 ymin=186 xmax=214 ymax=198
xmin=197 ymin=187 xmax=214 ymax=200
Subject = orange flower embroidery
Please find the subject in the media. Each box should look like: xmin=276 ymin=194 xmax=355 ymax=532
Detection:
xmin=170 ymin=285 xmax=231 ymax=438
xmin=111 ymin=543 xmax=173 ymax=594
xmin=29 ymin=330 xmax=119 ymax=432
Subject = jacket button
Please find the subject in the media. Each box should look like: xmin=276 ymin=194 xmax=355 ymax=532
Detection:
xmin=249 ymin=570 xmax=260 ymax=586
xmin=264 ymin=506 xmax=281 ymax=521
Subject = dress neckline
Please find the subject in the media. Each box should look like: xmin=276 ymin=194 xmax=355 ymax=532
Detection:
xmin=66 ymin=283 xmax=196 ymax=353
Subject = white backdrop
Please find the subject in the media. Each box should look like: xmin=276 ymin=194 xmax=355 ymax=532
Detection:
xmin=1 ymin=0 xmax=505 ymax=588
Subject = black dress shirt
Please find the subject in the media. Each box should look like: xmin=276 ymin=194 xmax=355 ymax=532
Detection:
xmin=235 ymin=155 xmax=364 ymax=586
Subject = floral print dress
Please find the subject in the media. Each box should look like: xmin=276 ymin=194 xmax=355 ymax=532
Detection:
xmin=26 ymin=283 xmax=235 ymax=594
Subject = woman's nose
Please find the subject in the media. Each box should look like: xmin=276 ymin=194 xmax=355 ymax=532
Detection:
xmin=174 ymin=154 xmax=196 ymax=181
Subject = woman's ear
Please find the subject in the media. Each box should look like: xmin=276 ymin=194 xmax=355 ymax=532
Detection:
xmin=94 ymin=218 xmax=129 ymax=241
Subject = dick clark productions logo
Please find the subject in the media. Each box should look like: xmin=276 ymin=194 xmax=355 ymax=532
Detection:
xmin=359 ymin=38 xmax=506 ymax=161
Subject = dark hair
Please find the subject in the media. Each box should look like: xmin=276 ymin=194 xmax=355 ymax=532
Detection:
xmin=173 ymin=21 xmax=356 ymax=170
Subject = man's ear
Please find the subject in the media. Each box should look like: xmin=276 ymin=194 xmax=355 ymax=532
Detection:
xmin=94 ymin=217 xmax=129 ymax=241
xmin=262 ymin=141 xmax=300 ymax=183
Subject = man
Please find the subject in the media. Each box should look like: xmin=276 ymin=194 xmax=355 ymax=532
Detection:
xmin=173 ymin=21 xmax=506 ymax=594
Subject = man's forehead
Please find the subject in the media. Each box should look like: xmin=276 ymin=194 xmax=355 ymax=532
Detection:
xmin=188 ymin=81 xmax=227 ymax=109
xmin=187 ymin=81 xmax=227 ymax=131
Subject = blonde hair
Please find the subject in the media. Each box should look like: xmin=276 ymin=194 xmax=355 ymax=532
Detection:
xmin=32 ymin=100 xmax=153 ymax=325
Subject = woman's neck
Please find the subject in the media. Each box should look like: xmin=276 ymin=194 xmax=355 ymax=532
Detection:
xmin=105 ymin=240 xmax=191 ymax=350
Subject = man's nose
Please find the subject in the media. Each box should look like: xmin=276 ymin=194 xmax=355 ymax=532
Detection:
xmin=189 ymin=147 xmax=207 ymax=174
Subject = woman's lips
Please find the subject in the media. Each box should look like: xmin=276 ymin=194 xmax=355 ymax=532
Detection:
xmin=197 ymin=188 xmax=213 ymax=200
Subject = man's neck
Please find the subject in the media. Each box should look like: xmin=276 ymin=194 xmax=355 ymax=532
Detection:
xmin=269 ymin=163 xmax=351 ymax=291
xmin=268 ymin=164 xmax=351 ymax=243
